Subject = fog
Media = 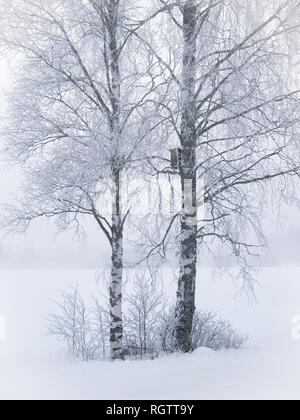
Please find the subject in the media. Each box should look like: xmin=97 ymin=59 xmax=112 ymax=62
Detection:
xmin=0 ymin=54 xmax=299 ymax=270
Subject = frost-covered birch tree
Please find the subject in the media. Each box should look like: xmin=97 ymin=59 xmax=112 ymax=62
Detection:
xmin=139 ymin=0 xmax=300 ymax=352
xmin=0 ymin=0 xmax=164 ymax=360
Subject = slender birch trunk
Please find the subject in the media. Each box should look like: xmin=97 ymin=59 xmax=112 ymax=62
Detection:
xmin=175 ymin=1 xmax=198 ymax=353
xmin=110 ymin=169 xmax=124 ymax=360
xmin=107 ymin=0 xmax=124 ymax=360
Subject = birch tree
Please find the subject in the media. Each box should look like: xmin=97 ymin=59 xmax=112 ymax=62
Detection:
xmin=140 ymin=0 xmax=300 ymax=352
xmin=0 ymin=0 xmax=163 ymax=360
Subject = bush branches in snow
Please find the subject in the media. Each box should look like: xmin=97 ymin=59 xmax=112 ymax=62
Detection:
xmin=2 ymin=0 xmax=297 ymax=358
xmin=190 ymin=310 xmax=247 ymax=352
xmin=48 ymin=285 xmax=110 ymax=361
xmin=48 ymin=278 xmax=247 ymax=361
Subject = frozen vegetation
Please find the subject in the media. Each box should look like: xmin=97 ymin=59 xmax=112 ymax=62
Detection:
xmin=0 ymin=267 xmax=300 ymax=400
xmin=0 ymin=0 xmax=299 ymax=401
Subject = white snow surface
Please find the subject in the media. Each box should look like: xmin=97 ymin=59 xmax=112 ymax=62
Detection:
xmin=0 ymin=267 xmax=300 ymax=400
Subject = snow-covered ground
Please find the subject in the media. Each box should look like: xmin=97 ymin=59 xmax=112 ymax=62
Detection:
xmin=0 ymin=268 xmax=300 ymax=400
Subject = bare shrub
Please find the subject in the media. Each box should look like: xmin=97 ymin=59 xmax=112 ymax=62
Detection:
xmin=152 ymin=305 xmax=247 ymax=354
xmin=48 ymin=285 xmax=108 ymax=361
xmin=90 ymin=298 xmax=111 ymax=359
xmin=190 ymin=310 xmax=248 ymax=352
xmin=123 ymin=274 xmax=165 ymax=359
xmin=122 ymin=276 xmax=248 ymax=357
xmin=48 ymin=278 xmax=247 ymax=360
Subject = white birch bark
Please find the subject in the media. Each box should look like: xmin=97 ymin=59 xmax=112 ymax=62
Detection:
xmin=174 ymin=0 xmax=198 ymax=352
xmin=107 ymin=0 xmax=124 ymax=360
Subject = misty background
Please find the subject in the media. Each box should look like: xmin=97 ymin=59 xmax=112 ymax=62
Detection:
xmin=0 ymin=56 xmax=299 ymax=270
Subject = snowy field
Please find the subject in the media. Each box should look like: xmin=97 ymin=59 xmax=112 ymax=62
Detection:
xmin=0 ymin=267 xmax=300 ymax=400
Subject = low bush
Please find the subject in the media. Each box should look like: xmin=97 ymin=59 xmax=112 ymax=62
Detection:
xmin=48 ymin=277 xmax=247 ymax=361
